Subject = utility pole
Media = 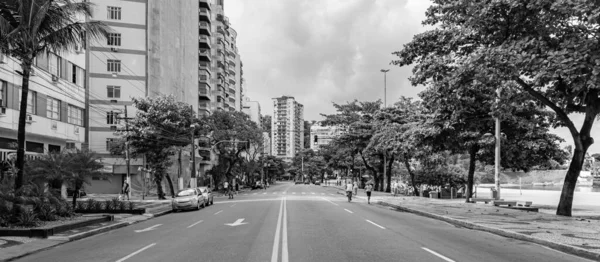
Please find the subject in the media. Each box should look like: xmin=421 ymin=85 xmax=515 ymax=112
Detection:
xmin=190 ymin=105 xmax=197 ymax=189
xmin=494 ymin=88 xmax=502 ymax=200
xmin=117 ymin=106 xmax=134 ymax=200
xmin=381 ymin=69 xmax=389 ymax=192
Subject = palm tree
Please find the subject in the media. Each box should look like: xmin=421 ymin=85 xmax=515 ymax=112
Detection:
xmin=0 ymin=0 xmax=109 ymax=191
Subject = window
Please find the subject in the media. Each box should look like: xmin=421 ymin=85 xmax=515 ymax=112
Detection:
xmin=107 ymin=86 xmax=121 ymax=98
xmin=47 ymin=97 xmax=61 ymax=120
xmin=0 ymin=80 xmax=6 ymax=107
xmin=200 ymin=75 xmax=208 ymax=81
xmin=107 ymin=6 xmax=121 ymax=20
xmin=106 ymin=138 xmax=116 ymax=151
xmin=48 ymin=144 xmax=61 ymax=153
xmin=107 ymin=111 xmax=119 ymax=125
xmin=49 ymin=53 xmax=59 ymax=76
xmin=68 ymin=105 xmax=83 ymax=126
xmin=19 ymin=91 xmax=37 ymax=114
xmin=107 ymin=60 xmax=121 ymax=72
xmin=107 ymin=33 xmax=121 ymax=46
xmin=71 ymin=65 xmax=85 ymax=87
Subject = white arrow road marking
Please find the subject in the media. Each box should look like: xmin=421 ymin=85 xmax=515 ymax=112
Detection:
xmin=366 ymin=220 xmax=386 ymax=229
xmin=187 ymin=220 xmax=203 ymax=228
xmin=115 ymin=243 xmax=156 ymax=262
xmin=422 ymin=247 xmax=456 ymax=262
xmin=225 ymin=218 xmax=248 ymax=227
xmin=134 ymin=224 xmax=161 ymax=233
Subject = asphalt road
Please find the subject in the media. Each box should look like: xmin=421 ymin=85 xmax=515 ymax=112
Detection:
xmin=16 ymin=182 xmax=592 ymax=262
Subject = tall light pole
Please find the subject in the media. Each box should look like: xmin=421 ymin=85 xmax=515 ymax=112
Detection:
xmin=381 ymin=69 xmax=389 ymax=192
xmin=494 ymin=88 xmax=502 ymax=200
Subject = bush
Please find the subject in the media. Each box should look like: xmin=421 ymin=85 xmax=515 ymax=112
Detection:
xmin=85 ymin=199 xmax=97 ymax=211
xmin=35 ymin=202 xmax=56 ymax=221
xmin=109 ymin=198 xmax=121 ymax=211
xmin=104 ymin=200 xmax=115 ymax=211
xmin=75 ymin=201 xmax=86 ymax=211
xmin=57 ymin=202 xmax=75 ymax=218
xmin=118 ymin=201 xmax=127 ymax=211
xmin=17 ymin=210 xmax=39 ymax=227
xmin=0 ymin=200 xmax=13 ymax=227
xmin=93 ymin=201 xmax=103 ymax=210
xmin=128 ymin=201 xmax=135 ymax=211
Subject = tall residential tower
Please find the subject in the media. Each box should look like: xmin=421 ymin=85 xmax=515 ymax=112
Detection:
xmin=271 ymin=96 xmax=304 ymax=160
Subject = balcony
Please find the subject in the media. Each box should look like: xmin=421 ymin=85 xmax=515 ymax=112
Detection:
xmin=228 ymin=68 xmax=235 ymax=75
xmin=229 ymin=97 xmax=235 ymax=103
xmin=199 ymin=8 xmax=211 ymax=22
xmin=199 ymin=83 xmax=211 ymax=100
xmin=199 ymin=48 xmax=211 ymax=62
xmin=228 ymin=87 xmax=235 ymax=94
xmin=199 ymin=35 xmax=211 ymax=49
xmin=199 ymin=0 xmax=211 ymax=10
xmin=199 ymin=21 xmax=211 ymax=36
xmin=198 ymin=101 xmax=210 ymax=112
xmin=198 ymin=61 xmax=210 ymax=74
xmin=228 ymin=78 xmax=235 ymax=85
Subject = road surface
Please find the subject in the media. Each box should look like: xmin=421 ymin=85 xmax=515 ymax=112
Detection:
xmin=16 ymin=182 xmax=591 ymax=262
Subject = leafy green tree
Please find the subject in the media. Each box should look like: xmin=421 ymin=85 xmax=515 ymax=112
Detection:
xmin=203 ymin=111 xmax=262 ymax=185
xmin=29 ymin=149 xmax=103 ymax=209
xmin=122 ymin=95 xmax=197 ymax=199
xmin=0 ymin=0 xmax=109 ymax=191
xmin=393 ymin=0 xmax=600 ymax=216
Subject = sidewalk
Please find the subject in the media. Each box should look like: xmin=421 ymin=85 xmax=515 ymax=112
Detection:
xmin=0 ymin=212 xmax=168 ymax=261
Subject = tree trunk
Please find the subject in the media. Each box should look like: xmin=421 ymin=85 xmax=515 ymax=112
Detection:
xmin=72 ymin=184 xmax=78 ymax=209
xmin=403 ymin=153 xmax=419 ymax=195
xmin=15 ymin=62 xmax=33 ymax=191
xmin=155 ymin=174 xmax=165 ymax=199
xmin=385 ymin=155 xmax=394 ymax=193
xmin=466 ymin=144 xmax=478 ymax=203
xmin=165 ymin=174 xmax=175 ymax=198
xmin=556 ymin=139 xmax=592 ymax=216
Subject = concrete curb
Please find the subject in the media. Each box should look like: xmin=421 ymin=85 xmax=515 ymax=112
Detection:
xmin=376 ymin=201 xmax=600 ymax=261
xmin=143 ymin=208 xmax=172 ymax=218
xmin=47 ymin=222 xmax=129 ymax=241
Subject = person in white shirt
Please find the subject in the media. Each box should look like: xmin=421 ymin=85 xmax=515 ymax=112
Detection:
xmin=346 ymin=181 xmax=354 ymax=202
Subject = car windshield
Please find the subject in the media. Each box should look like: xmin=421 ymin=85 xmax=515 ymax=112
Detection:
xmin=176 ymin=190 xmax=195 ymax=197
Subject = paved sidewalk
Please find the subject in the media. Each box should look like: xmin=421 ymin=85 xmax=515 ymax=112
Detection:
xmin=0 ymin=213 xmax=156 ymax=262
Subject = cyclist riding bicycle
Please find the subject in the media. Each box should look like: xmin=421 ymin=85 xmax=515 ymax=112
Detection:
xmin=345 ymin=181 xmax=354 ymax=202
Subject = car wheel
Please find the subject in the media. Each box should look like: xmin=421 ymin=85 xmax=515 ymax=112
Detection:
xmin=201 ymin=201 xmax=206 ymax=208
xmin=210 ymin=198 xmax=214 ymax=205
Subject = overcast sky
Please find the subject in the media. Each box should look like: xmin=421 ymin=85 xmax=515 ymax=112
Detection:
xmin=226 ymin=0 xmax=599 ymax=154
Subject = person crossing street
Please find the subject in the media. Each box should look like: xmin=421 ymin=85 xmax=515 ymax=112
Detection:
xmin=365 ymin=183 xmax=373 ymax=204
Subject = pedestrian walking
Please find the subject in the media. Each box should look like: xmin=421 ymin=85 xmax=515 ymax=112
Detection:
xmin=345 ymin=181 xmax=354 ymax=202
xmin=228 ymin=183 xmax=234 ymax=199
xmin=353 ymin=181 xmax=358 ymax=196
xmin=121 ymin=181 xmax=130 ymax=201
xmin=365 ymin=183 xmax=373 ymax=204
xmin=392 ymin=181 xmax=397 ymax=197
xmin=223 ymin=181 xmax=229 ymax=195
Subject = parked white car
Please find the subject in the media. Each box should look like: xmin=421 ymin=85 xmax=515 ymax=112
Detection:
xmin=172 ymin=188 xmax=206 ymax=212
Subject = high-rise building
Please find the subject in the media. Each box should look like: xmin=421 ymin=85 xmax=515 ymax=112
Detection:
xmin=242 ymin=100 xmax=261 ymax=125
xmin=271 ymin=96 xmax=304 ymax=160
xmin=0 ymin=51 xmax=86 ymax=163
xmin=85 ymin=0 xmax=244 ymax=193
xmin=86 ymin=0 xmax=201 ymax=193
xmin=310 ymin=122 xmax=346 ymax=151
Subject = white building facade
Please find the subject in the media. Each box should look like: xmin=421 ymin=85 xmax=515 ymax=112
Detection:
xmin=310 ymin=122 xmax=345 ymax=151
xmin=271 ymin=96 xmax=303 ymax=160
xmin=0 ymin=51 xmax=86 ymax=166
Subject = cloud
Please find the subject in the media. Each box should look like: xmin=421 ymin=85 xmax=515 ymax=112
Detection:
xmin=227 ymin=0 xmax=431 ymax=119
xmin=226 ymin=0 xmax=600 ymax=154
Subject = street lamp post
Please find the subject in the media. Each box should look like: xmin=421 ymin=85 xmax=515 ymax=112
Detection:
xmin=381 ymin=69 xmax=389 ymax=192
xmin=494 ymin=88 xmax=502 ymax=200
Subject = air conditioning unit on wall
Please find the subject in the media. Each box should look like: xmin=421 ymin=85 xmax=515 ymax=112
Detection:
xmin=25 ymin=114 xmax=33 ymax=124
xmin=74 ymin=127 xmax=80 ymax=134
xmin=51 ymin=121 xmax=57 ymax=130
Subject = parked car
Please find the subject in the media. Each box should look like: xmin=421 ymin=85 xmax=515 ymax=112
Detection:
xmin=304 ymin=180 xmax=310 ymax=185
xmin=294 ymin=181 xmax=303 ymax=185
xmin=67 ymin=188 xmax=86 ymax=198
xmin=197 ymin=186 xmax=214 ymax=206
xmin=314 ymin=181 xmax=321 ymax=185
xmin=172 ymin=188 xmax=205 ymax=212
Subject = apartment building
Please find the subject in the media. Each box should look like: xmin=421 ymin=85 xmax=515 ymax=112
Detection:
xmin=310 ymin=122 xmax=346 ymax=151
xmin=242 ymin=100 xmax=261 ymax=125
xmin=86 ymin=0 xmax=200 ymax=193
xmin=271 ymin=96 xmax=304 ymax=160
xmin=0 ymin=51 xmax=86 ymax=167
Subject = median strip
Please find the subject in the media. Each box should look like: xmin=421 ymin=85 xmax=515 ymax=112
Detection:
xmin=115 ymin=243 xmax=156 ymax=262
